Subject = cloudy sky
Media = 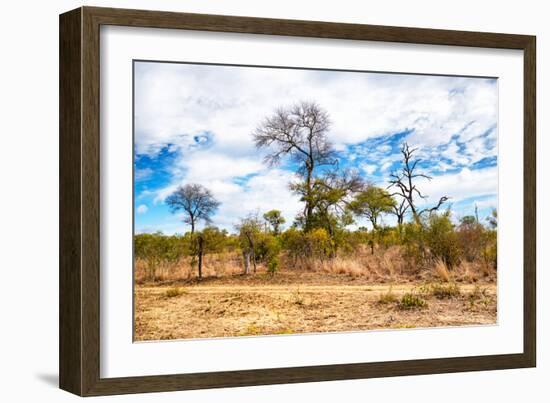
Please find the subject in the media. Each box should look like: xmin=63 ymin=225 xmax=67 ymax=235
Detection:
xmin=133 ymin=61 xmax=498 ymax=235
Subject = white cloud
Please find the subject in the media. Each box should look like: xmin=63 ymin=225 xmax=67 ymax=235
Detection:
xmin=360 ymin=163 xmax=377 ymax=175
xmin=136 ymin=204 xmax=148 ymax=214
xmin=153 ymin=167 xmax=301 ymax=233
xmin=135 ymin=62 xmax=497 ymax=159
xmin=135 ymin=167 xmax=153 ymax=181
xmin=409 ymin=166 xmax=497 ymax=207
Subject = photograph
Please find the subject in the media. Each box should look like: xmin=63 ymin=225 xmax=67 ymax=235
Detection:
xmin=132 ymin=60 xmax=498 ymax=342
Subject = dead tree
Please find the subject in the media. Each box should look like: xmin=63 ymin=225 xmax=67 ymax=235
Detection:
xmin=388 ymin=143 xmax=449 ymax=224
xmin=392 ymin=197 xmax=410 ymax=226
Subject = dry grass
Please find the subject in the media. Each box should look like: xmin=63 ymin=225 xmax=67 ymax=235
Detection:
xmin=434 ymin=258 xmax=451 ymax=282
xmin=164 ymin=287 xmax=188 ymax=298
xmin=134 ymin=274 xmax=496 ymax=341
xmin=377 ymin=286 xmax=398 ymax=304
xmin=283 ymin=246 xmax=411 ymax=283
xmin=134 ymin=246 xmax=496 ymax=341
xmin=135 ymin=247 xmax=495 ymax=286
xmin=135 ymin=252 xmax=244 ymax=284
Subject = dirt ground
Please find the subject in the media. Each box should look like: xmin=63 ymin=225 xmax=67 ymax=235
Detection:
xmin=134 ymin=270 xmax=497 ymax=341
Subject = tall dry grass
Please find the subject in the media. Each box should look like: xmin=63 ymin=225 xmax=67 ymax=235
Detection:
xmin=135 ymin=245 xmax=496 ymax=284
xmin=281 ymin=245 xmax=409 ymax=282
xmin=135 ymin=251 xmax=243 ymax=284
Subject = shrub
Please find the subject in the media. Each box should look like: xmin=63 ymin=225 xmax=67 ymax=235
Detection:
xmin=281 ymin=227 xmax=334 ymax=262
xmin=255 ymin=232 xmax=281 ymax=263
xmin=481 ymin=229 xmax=497 ymax=269
xmin=134 ymin=233 xmax=187 ymax=281
xmin=457 ymin=218 xmax=484 ymax=262
xmin=424 ymin=211 xmax=461 ymax=269
xmin=430 ymin=283 xmax=461 ymax=299
xmin=267 ymin=255 xmax=279 ymax=276
xmin=401 ymin=222 xmax=425 ymax=266
xmin=399 ymin=293 xmax=427 ymax=309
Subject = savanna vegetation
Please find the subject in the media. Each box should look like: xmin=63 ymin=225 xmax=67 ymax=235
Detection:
xmin=134 ymin=102 xmax=497 ymax=341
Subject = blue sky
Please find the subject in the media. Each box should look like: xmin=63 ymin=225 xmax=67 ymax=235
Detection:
xmin=134 ymin=61 xmax=498 ymax=234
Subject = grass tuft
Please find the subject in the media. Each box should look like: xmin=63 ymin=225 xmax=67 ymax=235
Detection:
xmin=399 ymin=293 xmax=427 ymax=309
xmin=378 ymin=287 xmax=398 ymax=304
xmin=434 ymin=258 xmax=451 ymax=282
xmin=165 ymin=287 xmax=187 ymax=298
xmin=430 ymin=282 xmax=461 ymax=299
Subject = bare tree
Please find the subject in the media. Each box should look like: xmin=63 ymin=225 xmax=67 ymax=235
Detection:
xmin=253 ymin=101 xmax=336 ymax=230
xmin=388 ymin=143 xmax=449 ymax=224
xmin=392 ymin=197 xmax=410 ymax=226
xmin=165 ymin=184 xmax=220 ymax=234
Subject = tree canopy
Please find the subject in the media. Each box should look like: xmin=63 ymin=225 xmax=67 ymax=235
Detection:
xmin=166 ymin=183 xmax=220 ymax=234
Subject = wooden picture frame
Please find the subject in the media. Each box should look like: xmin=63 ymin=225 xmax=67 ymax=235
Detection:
xmin=59 ymin=6 xmax=536 ymax=396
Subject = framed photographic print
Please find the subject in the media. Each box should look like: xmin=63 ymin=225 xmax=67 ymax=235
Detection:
xmin=59 ymin=6 xmax=536 ymax=396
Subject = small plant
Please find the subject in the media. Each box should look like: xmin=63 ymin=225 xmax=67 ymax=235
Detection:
xmin=164 ymin=287 xmax=186 ymax=298
xmin=430 ymin=283 xmax=461 ymax=299
xmin=399 ymin=293 xmax=427 ymax=309
xmin=274 ymin=328 xmax=294 ymax=335
xmin=395 ymin=323 xmax=416 ymax=329
xmin=267 ymin=256 xmax=279 ymax=276
xmin=238 ymin=324 xmax=263 ymax=336
xmin=466 ymin=285 xmax=491 ymax=309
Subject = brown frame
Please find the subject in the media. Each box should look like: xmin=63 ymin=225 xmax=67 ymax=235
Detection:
xmin=59 ymin=6 xmax=536 ymax=396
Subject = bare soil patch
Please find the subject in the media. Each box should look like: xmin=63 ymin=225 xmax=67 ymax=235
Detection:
xmin=134 ymin=270 xmax=496 ymax=341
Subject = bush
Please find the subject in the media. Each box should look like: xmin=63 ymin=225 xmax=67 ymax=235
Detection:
xmin=429 ymin=283 xmax=461 ymax=299
xmin=481 ymin=229 xmax=497 ymax=269
xmin=134 ymin=233 xmax=187 ymax=281
xmin=254 ymin=232 xmax=281 ymax=263
xmin=281 ymin=227 xmax=334 ymax=261
xmin=165 ymin=287 xmax=187 ymax=298
xmin=267 ymin=255 xmax=279 ymax=276
xmin=424 ymin=211 xmax=461 ymax=269
xmin=457 ymin=217 xmax=484 ymax=262
xmin=401 ymin=222 xmax=425 ymax=266
xmin=399 ymin=293 xmax=427 ymax=309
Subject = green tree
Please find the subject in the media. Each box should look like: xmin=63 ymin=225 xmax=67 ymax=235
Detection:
xmin=192 ymin=227 xmax=227 ymax=279
xmin=236 ymin=215 xmax=263 ymax=274
xmin=349 ymin=186 xmax=396 ymax=231
xmin=292 ymin=169 xmax=363 ymax=237
xmin=263 ymin=209 xmax=286 ymax=235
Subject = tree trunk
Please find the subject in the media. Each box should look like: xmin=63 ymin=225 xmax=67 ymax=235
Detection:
xmin=252 ymin=247 xmax=257 ymax=273
xmin=243 ymin=250 xmax=250 ymax=274
xmin=304 ymin=160 xmax=314 ymax=231
xmin=197 ymin=235 xmax=203 ymax=279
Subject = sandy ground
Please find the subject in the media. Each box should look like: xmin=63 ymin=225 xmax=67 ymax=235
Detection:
xmin=134 ymin=274 xmax=496 ymax=341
